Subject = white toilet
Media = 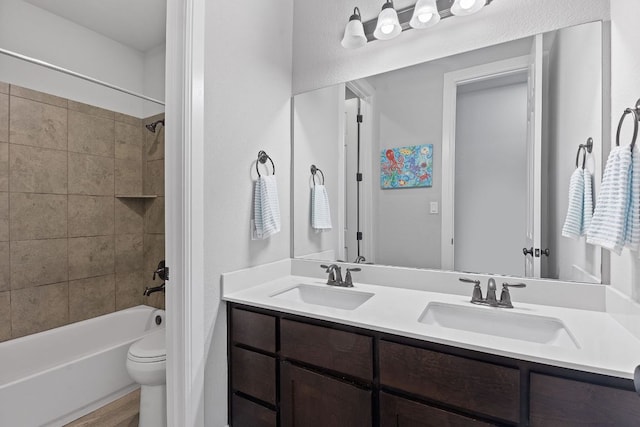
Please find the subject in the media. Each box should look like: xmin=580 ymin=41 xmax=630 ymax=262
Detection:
xmin=126 ymin=328 xmax=167 ymax=427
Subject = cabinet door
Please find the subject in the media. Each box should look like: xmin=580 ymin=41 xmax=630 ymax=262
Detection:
xmin=280 ymin=362 xmax=372 ymax=427
xmin=530 ymin=373 xmax=640 ymax=426
xmin=231 ymin=394 xmax=276 ymax=427
xmin=380 ymin=392 xmax=496 ymax=427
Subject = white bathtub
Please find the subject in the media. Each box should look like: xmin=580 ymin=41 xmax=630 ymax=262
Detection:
xmin=0 ymin=305 xmax=165 ymax=427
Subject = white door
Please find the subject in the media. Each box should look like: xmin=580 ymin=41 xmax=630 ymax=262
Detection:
xmin=454 ymin=78 xmax=529 ymax=276
xmin=524 ymin=34 xmax=544 ymax=277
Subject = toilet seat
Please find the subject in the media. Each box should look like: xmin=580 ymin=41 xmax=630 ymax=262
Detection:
xmin=127 ymin=329 xmax=166 ymax=363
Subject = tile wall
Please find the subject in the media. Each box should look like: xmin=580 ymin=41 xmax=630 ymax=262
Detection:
xmin=0 ymin=82 xmax=165 ymax=341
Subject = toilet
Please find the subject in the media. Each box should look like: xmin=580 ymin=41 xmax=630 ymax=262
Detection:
xmin=126 ymin=329 xmax=167 ymax=427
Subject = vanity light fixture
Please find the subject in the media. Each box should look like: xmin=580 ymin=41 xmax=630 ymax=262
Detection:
xmin=341 ymin=7 xmax=368 ymax=49
xmin=342 ymin=0 xmax=494 ymax=49
xmin=410 ymin=0 xmax=441 ymax=29
xmin=450 ymin=0 xmax=487 ymax=16
xmin=373 ymin=0 xmax=402 ymax=41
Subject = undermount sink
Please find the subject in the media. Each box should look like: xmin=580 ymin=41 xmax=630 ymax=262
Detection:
xmin=419 ymin=302 xmax=579 ymax=349
xmin=271 ymin=284 xmax=374 ymax=310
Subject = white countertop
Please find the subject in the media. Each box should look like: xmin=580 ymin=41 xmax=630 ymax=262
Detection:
xmin=223 ymin=272 xmax=640 ymax=380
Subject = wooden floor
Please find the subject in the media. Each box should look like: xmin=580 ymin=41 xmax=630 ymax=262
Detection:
xmin=65 ymin=389 xmax=140 ymax=427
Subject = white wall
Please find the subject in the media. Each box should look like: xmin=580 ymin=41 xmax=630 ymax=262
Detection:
xmin=455 ymin=81 xmax=528 ymax=277
xmin=546 ymin=23 xmax=603 ymax=283
xmin=202 ymin=0 xmax=293 ymax=425
xmin=610 ymin=0 xmax=640 ymax=299
xmin=0 ymin=0 xmax=162 ymax=117
xmin=292 ymin=0 xmax=610 ymax=94
xmin=292 ymin=85 xmax=342 ymax=259
xmin=143 ymin=43 xmax=167 ymax=117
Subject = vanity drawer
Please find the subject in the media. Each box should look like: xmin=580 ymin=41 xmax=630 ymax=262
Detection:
xmin=231 ymin=307 xmax=276 ymax=353
xmin=380 ymin=392 xmax=496 ymax=427
xmin=530 ymin=373 xmax=640 ymax=426
xmin=280 ymin=319 xmax=373 ymax=382
xmin=231 ymin=346 xmax=276 ymax=405
xmin=379 ymin=340 xmax=520 ymax=423
xmin=231 ymin=394 xmax=276 ymax=427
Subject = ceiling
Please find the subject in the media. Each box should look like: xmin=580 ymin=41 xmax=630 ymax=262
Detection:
xmin=24 ymin=0 xmax=166 ymax=52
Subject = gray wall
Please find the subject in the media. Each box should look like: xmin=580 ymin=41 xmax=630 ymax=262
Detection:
xmin=366 ymin=40 xmax=532 ymax=269
xmin=546 ymin=22 xmax=603 ymax=282
xmin=292 ymin=85 xmax=342 ymax=259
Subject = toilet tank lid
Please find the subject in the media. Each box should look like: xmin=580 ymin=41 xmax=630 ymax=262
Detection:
xmin=129 ymin=328 xmax=166 ymax=358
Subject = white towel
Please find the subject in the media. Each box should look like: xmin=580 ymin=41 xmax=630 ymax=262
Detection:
xmin=587 ymin=146 xmax=640 ymax=254
xmin=562 ymin=167 xmax=586 ymax=239
xmin=311 ymin=184 xmax=332 ymax=230
xmin=253 ymin=175 xmax=281 ymax=239
xmin=627 ymin=146 xmax=640 ymax=250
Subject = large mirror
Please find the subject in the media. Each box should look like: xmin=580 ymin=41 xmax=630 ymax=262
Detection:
xmin=293 ymin=21 xmax=608 ymax=284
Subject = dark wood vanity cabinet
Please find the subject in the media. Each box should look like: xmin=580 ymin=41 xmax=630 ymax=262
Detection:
xmin=228 ymin=303 xmax=640 ymax=427
xmin=281 ymin=363 xmax=372 ymax=427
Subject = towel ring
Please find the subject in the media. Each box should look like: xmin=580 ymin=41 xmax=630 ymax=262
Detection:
xmin=256 ymin=150 xmax=275 ymax=177
xmin=575 ymin=145 xmax=587 ymax=169
xmin=575 ymin=137 xmax=593 ymax=169
xmin=616 ymin=100 xmax=640 ymax=152
xmin=310 ymin=165 xmax=325 ymax=185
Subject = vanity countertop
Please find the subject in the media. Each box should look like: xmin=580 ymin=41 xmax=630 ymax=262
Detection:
xmin=223 ymin=274 xmax=640 ymax=380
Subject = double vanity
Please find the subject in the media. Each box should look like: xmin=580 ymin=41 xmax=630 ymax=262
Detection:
xmin=223 ymin=259 xmax=640 ymax=426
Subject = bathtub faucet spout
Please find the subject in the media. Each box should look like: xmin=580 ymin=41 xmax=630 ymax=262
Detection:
xmin=143 ymin=283 xmax=165 ymax=296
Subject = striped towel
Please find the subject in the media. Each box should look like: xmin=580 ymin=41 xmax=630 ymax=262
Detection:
xmin=587 ymin=146 xmax=640 ymax=254
xmin=562 ymin=167 xmax=586 ymax=239
xmin=311 ymin=184 xmax=332 ymax=230
xmin=253 ymin=175 xmax=281 ymax=239
xmin=583 ymin=167 xmax=593 ymax=233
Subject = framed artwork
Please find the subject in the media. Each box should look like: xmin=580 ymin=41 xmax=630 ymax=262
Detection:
xmin=380 ymin=144 xmax=433 ymax=189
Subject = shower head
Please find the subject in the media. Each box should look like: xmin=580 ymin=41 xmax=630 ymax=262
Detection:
xmin=145 ymin=119 xmax=164 ymax=133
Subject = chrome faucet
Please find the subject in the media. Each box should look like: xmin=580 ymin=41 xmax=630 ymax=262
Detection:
xmin=459 ymin=277 xmax=526 ymax=308
xmin=144 ymin=260 xmax=167 ymax=296
xmin=320 ymin=264 xmax=360 ymax=287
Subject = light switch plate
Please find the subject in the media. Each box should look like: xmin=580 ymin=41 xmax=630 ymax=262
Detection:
xmin=430 ymin=201 xmax=439 ymax=214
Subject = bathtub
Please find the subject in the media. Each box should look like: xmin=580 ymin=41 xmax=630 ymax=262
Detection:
xmin=0 ymin=305 xmax=165 ymax=427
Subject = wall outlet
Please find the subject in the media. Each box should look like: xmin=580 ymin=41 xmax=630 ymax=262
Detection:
xmin=430 ymin=201 xmax=439 ymax=214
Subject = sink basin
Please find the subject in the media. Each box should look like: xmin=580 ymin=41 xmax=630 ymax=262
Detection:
xmin=419 ymin=302 xmax=579 ymax=349
xmin=271 ymin=284 xmax=374 ymax=310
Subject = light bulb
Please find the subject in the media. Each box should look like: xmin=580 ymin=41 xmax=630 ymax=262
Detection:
xmin=410 ymin=0 xmax=440 ymax=30
xmin=418 ymin=13 xmax=433 ymax=23
xmin=460 ymin=0 xmax=476 ymax=9
xmin=373 ymin=1 xmax=402 ymax=40
xmin=381 ymin=24 xmax=395 ymax=34
xmin=450 ymin=0 xmax=486 ymax=16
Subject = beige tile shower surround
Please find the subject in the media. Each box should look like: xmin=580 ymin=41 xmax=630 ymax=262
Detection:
xmin=0 ymin=83 xmax=165 ymax=341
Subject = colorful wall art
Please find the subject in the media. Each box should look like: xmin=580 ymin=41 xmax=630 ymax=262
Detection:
xmin=380 ymin=144 xmax=433 ymax=189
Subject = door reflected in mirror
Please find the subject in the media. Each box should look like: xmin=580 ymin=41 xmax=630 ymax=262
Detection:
xmin=292 ymin=21 xmax=607 ymax=284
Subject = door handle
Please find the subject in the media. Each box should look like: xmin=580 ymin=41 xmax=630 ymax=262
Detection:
xmin=522 ymin=247 xmax=534 ymax=256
